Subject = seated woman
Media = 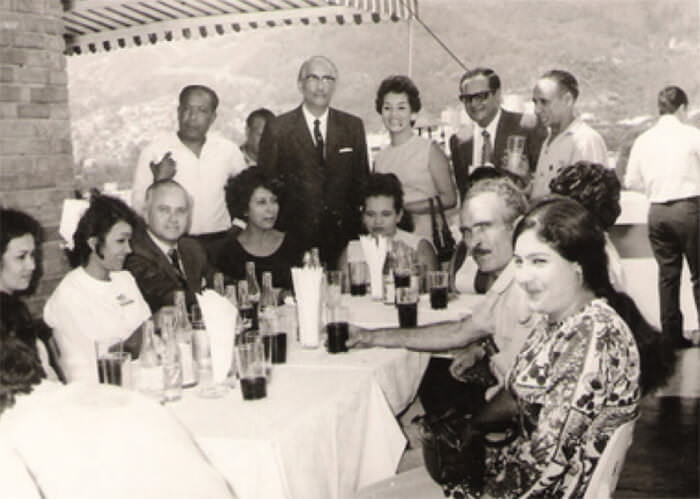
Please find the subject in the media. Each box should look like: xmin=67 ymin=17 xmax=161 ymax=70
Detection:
xmin=373 ymin=75 xmax=457 ymax=240
xmin=448 ymin=197 xmax=672 ymax=498
xmin=43 ymin=195 xmax=151 ymax=382
xmin=215 ymin=166 xmax=303 ymax=292
xmin=550 ymin=160 xmax=626 ymax=291
xmin=338 ymin=172 xmax=439 ymax=273
xmin=0 ymin=208 xmax=63 ymax=382
xmin=0 ymin=336 xmax=236 ymax=499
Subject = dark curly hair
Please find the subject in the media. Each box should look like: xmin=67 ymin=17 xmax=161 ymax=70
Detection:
xmin=375 ymin=75 xmax=421 ymax=114
xmin=0 ymin=208 xmax=41 ymax=258
xmin=0 ymin=336 xmax=44 ymax=415
xmin=224 ymin=166 xmax=282 ymax=222
xmin=68 ymin=195 xmax=139 ymax=268
xmin=514 ymin=197 xmax=675 ymax=395
xmin=549 ymin=161 xmax=621 ymax=230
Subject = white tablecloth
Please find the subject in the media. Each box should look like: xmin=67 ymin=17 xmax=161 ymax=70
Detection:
xmin=171 ymin=367 xmax=405 ymax=499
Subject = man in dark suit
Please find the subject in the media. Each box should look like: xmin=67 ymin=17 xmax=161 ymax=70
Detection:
xmin=449 ymin=67 xmax=545 ymax=198
xmin=258 ymin=55 xmax=370 ymax=268
xmin=125 ymin=180 xmax=213 ymax=313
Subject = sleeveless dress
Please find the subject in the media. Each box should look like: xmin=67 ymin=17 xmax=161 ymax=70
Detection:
xmin=374 ymin=135 xmax=438 ymax=239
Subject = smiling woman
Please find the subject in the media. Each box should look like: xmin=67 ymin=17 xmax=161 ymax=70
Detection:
xmin=43 ymin=195 xmax=152 ymax=382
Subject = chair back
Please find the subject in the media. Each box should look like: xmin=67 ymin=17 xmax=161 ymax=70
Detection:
xmin=583 ymin=418 xmax=637 ymax=499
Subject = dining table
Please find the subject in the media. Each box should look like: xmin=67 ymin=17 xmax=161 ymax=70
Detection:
xmin=165 ymin=291 xmax=482 ymax=499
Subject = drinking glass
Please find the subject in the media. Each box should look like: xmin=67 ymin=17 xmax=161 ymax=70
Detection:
xmin=95 ymin=337 xmax=131 ymax=387
xmin=348 ymin=261 xmax=368 ymax=296
xmin=235 ymin=338 xmax=267 ymax=401
xmin=260 ymin=307 xmax=286 ymax=364
xmin=505 ymin=135 xmax=527 ymax=176
xmin=326 ymin=305 xmax=349 ymax=354
xmin=427 ymin=270 xmax=449 ymax=309
xmin=395 ymin=287 xmax=418 ymax=328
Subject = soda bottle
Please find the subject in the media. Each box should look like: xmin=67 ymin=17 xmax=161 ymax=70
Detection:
xmin=136 ymin=318 xmax=164 ymax=399
xmin=174 ymin=290 xmax=197 ymax=388
xmin=159 ymin=307 xmax=183 ymax=402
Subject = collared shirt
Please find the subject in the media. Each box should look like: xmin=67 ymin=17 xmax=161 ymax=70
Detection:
xmin=302 ymin=105 xmax=329 ymax=147
xmin=132 ymin=131 xmax=245 ymax=235
xmin=146 ymin=230 xmax=184 ymax=274
xmin=471 ymin=108 xmax=502 ymax=169
xmin=532 ymin=117 xmax=608 ymax=198
xmin=624 ymin=114 xmax=700 ymax=202
xmin=469 ymin=261 xmax=536 ymax=378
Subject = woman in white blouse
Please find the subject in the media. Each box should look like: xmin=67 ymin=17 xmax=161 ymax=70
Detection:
xmin=44 ymin=195 xmax=151 ymax=382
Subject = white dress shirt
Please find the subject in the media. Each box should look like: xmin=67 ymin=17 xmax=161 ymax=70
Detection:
xmin=625 ymin=114 xmax=700 ymax=202
xmin=132 ymin=131 xmax=245 ymax=235
xmin=532 ymin=117 xmax=608 ymax=198
xmin=302 ymin=105 xmax=329 ymax=147
xmin=471 ymin=108 xmax=502 ymax=170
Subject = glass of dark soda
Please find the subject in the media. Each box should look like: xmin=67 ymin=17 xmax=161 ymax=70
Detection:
xmin=348 ymin=261 xmax=369 ymax=296
xmin=395 ymin=287 xmax=418 ymax=328
xmin=326 ymin=305 xmax=349 ymax=353
xmin=427 ymin=270 xmax=449 ymax=310
xmin=235 ymin=339 xmax=267 ymax=400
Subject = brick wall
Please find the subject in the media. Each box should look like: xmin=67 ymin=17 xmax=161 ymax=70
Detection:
xmin=0 ymin=0 xmax=74 ymax=315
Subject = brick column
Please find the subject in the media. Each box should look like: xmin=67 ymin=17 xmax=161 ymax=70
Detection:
xmin=0 ymin=0 xmax=74 ymax=314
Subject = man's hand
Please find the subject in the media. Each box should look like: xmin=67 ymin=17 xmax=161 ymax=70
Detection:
xmin=346 ymin=325 xmax=374 ymax=349
xmin=449 ymin=343 xmax=486 ymax=382
xmin=150 ymin=152 xmax=177 ymax=181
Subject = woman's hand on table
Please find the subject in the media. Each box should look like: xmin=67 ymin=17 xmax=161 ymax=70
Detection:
xmin=449 ymin=344 xmax=486 ymax=382
xmin=346 ymin=325 xmax=374 ymax=349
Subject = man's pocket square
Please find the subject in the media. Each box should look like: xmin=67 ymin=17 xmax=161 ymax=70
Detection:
xmin=338 ymin=147 xmax=353 ymax=153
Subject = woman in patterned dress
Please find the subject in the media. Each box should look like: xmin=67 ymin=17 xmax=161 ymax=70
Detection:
xmin=449 ymin=197 xmax=644 ymax=498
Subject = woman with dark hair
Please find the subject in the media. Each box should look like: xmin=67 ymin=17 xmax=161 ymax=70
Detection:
xmin=0 ymin=208 xmax=63 ymax=381
xmin=338 ymin=172 xmax=438 ymax=272
xmin=373 ymin=75 xmax=457 ymax=239
xmin=216 ymin=166 xmax=303 ymax=291
xmin=240 ymin=108 xmax=275 ymax=166
xmin=550 ymin=160 xmax=626 ymax=290
xmin=446 ymin=197 xmax=673 ymax=498
xmin=43 ymin=195 xmax=151 ymax=382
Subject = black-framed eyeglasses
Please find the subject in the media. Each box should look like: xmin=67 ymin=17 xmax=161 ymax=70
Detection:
xmin=459 ymin=90 xmax=493 ymax=105
xmin=304 ymin=74 xmax=336 ymax=84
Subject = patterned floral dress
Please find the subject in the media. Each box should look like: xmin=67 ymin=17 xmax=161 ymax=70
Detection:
xmin=448 ymin=298 xmax=641 ymax=498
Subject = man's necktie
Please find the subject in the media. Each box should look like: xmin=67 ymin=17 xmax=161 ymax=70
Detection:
xmin=313 ymin=119 xmax=325 ymax=164
xmin=481 ymin=129 xmax=493 ymax=166
xmin=167 ymin=248 xmax=187 ymax=287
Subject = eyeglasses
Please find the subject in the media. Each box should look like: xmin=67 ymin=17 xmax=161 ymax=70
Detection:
xmin=458 ymin=90 xmax=493 ymax=105
xmin=304 ymin=74 xmax=336 ymax=84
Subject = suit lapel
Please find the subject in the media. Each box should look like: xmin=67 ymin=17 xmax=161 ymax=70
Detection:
xmin=136 ymin=230 xmax=183 ymax=286
xmin=325 ymin=108 xmax=340 ymax=168
xmin=494 ymin=109 xmax=512 ymax=166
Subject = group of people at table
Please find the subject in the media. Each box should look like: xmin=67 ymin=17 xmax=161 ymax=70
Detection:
xmin=0 ymin=53 xmax=692 ymax=498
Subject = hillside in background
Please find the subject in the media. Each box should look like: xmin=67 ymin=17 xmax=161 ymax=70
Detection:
xmin=67 ymin=0 xmax=699 ymax=188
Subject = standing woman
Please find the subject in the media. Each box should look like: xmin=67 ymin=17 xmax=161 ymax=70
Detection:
xmin=373 ymin=75 xmax=458 ymax=240
xmin=44 ymin=195 xmax=151 ymax=382
xmin=0 ymin=208 xmax=62 ymax=381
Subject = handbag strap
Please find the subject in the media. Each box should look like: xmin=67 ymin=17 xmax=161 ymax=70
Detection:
xmin=435 ymin=196 xmax=450 ymax=227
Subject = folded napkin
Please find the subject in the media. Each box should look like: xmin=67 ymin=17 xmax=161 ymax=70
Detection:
xmin=58 ymin=199 xmax=89 ymax=250
xmin=359 ymin=235 xmax=387 ymax=300
xmin=195 ymin=290 xmax=237 ymax=383
xmin=291 ymin=267 xmax=323 ymax=348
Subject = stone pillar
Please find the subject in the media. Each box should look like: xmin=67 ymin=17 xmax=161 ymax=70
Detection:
xmin=0 ymin=0 xmax=74 ymax=314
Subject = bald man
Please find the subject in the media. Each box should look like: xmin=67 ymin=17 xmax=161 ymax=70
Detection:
xmin=258 ymin=55 xmax=370 ymax=268
xmin=125 ymin=180 xmax=214 ymax=312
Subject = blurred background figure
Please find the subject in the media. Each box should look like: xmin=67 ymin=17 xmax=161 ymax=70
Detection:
xmin=44 ymin=195 xmax=151 ymax=382
xmin=216 ymin=167 xmax=303 ymax=292
xmin=373 ymin=75 xmax=457 ymax=240
xmin=240 ymin=108 xmax=275 ymax=167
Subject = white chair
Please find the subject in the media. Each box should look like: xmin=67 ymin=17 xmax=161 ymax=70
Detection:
xmin=583 ymin=418 xmax=637 ymax=499
xmin=354 ymin=466 xmax=444 ymax=499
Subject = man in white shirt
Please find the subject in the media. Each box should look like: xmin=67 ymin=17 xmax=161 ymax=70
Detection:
xmin=131 ymin=85 xmax=245 ymax=246
xmin=531 ymin=69 xmax=608 ymax=198
xmin=625 ymin=85 xmax=700 ymax=348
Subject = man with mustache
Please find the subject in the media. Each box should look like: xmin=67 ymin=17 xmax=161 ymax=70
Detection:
xmin=349 ymin=177 xmax=534 ymax=416
xmin=126 ymin=180 xmax=214 ymax=312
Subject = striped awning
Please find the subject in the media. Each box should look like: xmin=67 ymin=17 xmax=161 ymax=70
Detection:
xmin=63 ymin=0 xmax=417 ymax=55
